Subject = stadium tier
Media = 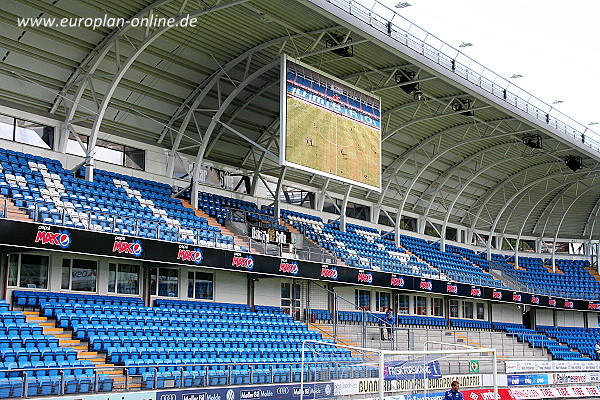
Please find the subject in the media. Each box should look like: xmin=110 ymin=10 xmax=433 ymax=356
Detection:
xmin=3 ymin=292 xmax=371 ymax=396
xmin=0 ymin=148 xmax=240 ymax=250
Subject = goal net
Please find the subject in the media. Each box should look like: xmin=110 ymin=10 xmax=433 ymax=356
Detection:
xmin=300 ymin=340 xmax=498 ymax=400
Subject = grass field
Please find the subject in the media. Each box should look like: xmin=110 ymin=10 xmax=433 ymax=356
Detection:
xmin=285 ymin=96 xmax=381 ymax=189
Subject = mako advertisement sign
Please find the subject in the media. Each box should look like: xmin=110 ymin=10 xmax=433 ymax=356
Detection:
xmin=0 ymin=219 xmax=592 ymax=310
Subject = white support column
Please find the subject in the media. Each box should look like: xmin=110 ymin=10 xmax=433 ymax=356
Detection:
xmin=274 ymin=167 xmax=287 ymax=219
xmin=340 ymin=185 xmax=352 ymax=233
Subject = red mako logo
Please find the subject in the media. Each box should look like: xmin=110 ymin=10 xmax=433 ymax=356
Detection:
xmin=419 ymin=280 xmax=432 ymax=290
xmin=232 ymin=253 xmax=254 ymax=270
xmin=320 ymin=266 xmax=338 ymax=279
xmin=564 ymin=301 xmax=574 ymax=308
xmin=177 ymin=248 xmax=203 ymax=264
xmin=357 ymin=271 xmax=373 ymax=283
xmin=513 ymin=293 xmax=522 ymax=302
xmin=279 ymin=260 xmax=299 ymax=275
xmin=391 ymin=276 xmax=404 ymax=287
xmin=112 ymin=238 xmax=143 ymax=257
xmin=35 ymin=228 xmax=71 ymax=249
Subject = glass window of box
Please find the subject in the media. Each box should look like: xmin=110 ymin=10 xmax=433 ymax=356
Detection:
xmin=431 ymin=297 xmax=444 ymax=317
xmin=61 ymin=259 xmax=97 ymax=292
xmin=150 ymin=268 xmax=179 ymax=297
xmin=355 ymin=289 xmax=371 ymax=310
xmin=108 ymin=264 xmax=140 ymax=294
xmin=397 ymin=295 xmax=409 ymax=314
xmin=476 ymin=302 xmax=485 ymax=320
xmin=8 ymin=254 xmax=49 ymax=289
xmin=449 ymin=299 xmax=459 ymax=318
xmin=414 ymin=296 xmax=427 ymax=315
xmin=376 ymin=292 xmax=391 ymax=312
xmin=188 ymin=271 xmax=214 ymax=300
xmin=463 ymin=301 xmax=474 ymax=319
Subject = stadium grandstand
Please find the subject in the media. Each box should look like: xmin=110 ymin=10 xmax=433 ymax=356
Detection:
xmin=0 ymin=0 xmax=599 ymax=400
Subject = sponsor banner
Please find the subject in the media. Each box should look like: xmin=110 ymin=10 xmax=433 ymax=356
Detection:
xmin=49 ymin=393 xmax=156 ymax=400
xmin=403 ymin=392 xmax=446 ymax=400
xmin=552 ymin=372 xmax=596 ymax=384
xmin=507 ymin=374 xmax=549 ymax=386
xmin=338 ymin=375 xmax=482 ymax=395
xmin=384 ymin=360 xmax=442 ymax=381
xmin=0 ymin=219 xmax=592 ymax=310
xmin=34 ymin=226 xmax=72 ymax=249
xmin=463 ymin=389 xmax=515 ymax=400
xmin=250 ymin=226 xmax=292 ymax=245
xmin=505 ymin=360 xmax=600 ymax=374
xmin=197 ymin=164 xmax=248 ymax=193
xmin=158 ymin=382 xmax=334 ymax=400
xmin=509 ymin=385 xmax=600 ymax=399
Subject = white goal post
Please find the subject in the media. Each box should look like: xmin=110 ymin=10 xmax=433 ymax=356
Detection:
xmin=300 ymin=340 xmax=498 ymax=400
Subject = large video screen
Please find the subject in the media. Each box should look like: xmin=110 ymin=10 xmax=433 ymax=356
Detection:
xmin=280 ymin=56 xmax=381 ymax=191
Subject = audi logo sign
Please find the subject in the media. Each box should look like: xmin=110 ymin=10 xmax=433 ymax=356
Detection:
xmin=277 ymin=387 xmax=289 ymax=395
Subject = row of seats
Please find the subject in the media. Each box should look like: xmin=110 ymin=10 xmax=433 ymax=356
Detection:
xmin=0 ymin=147 xmax=242 ymax=251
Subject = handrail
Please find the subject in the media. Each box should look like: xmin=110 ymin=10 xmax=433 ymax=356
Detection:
xmin=323 ymin=0 xmax=600 ymax=152
xmin=0 ymin=359 xmax=360 ymax=395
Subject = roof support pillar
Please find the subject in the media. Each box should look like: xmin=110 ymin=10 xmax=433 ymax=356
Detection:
xmin=64 ymin=0 xmax=247 ymax=182
xmin=340 ymin=184 xmax=352 ymax=233
xmin=189 ymin=60 xmax=278 ymax=209
xmin=274 ymin=167 xmax=288 ymax=220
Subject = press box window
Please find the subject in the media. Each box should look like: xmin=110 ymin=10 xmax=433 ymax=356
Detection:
xmin=449 ymin=299 xmax=459 ymax=318
xmin=397 ymin=295 xmax=409 ymax=314
xmin=8 ymin=254 xmax=49 ymax=289
xmin=376 ymin=292 xmax=391 ymax=312
xmin=414 ymin=296 xmax=426 ymax=315
xmin=188 ymin=271 xmax=214 ymax=300
xmin=355 ymin=289 xmax=371 ymax=310
xmin=0 ymin=114 xmax=54 ymax=149
xmin=476 ymin=302 xmax=485 ymax=320
xmin=149 ymin=268 xmax=178 ymax=297
xmin=463 ymin=301 xmax=474 ymax=319
xmin=108 ymin=264 xmax=140 ymax=295
xmin=61 ymin=259 xmax=97 ymax=292
xmin=430 ymin=297 xmax=443 ymax=317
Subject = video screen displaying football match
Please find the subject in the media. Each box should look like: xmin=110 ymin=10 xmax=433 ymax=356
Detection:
xmin=281 ymin=57 xmax=381 ymax=191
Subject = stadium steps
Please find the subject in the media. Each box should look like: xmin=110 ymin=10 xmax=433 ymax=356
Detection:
xmin=396 ymin=244 xmax=445 ymax=278
xmin=418 ymin=329 xmax=550 ymax=362
xmin=456 ymin=255 xmax=505 ymax=286
xmin=24 ymin=311 xmax=88 ymax=350
xmin=308 ymin=323 xmax=359 ymax=347
xmin=585 ymin=267 xmax=600 ymax=283
xmin=281 ymin=218 xmax=347 ymax=266
xmin=0 ymin=193 xmax=31 ymax=222
xmin=26 ymin=310 xmax=125 ymax=379
xmin=508 ymin=262 xmax=527 ymax=271
xmin=179 ymin=198 xmax=250 ymax=252
xmin=543 ymin=263 xmax=564 ymax=274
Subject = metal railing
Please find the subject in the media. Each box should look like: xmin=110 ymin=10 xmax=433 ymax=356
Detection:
xmin=10 ymin=199 xmax=232 ymax=248
xmin=0 ymin=360 xmax=365 ymax=397
xmin=488 ymin=260 xmax=598 ymax=300
xmin=324 ymin=0 xmax=600 ymax=152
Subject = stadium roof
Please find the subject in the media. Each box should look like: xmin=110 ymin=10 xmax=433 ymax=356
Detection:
xmin=2 ymin=0 xmax=600 ymax=244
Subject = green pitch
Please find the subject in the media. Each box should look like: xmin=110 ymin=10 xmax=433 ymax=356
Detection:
xmin=285 ymin=96 xmax=381 ymax=189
